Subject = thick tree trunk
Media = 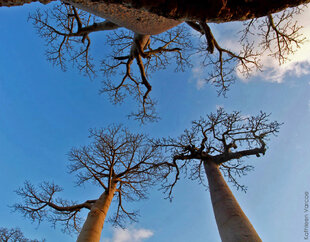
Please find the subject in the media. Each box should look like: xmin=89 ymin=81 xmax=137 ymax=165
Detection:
xmin=1 ymin=0 xmax=309 ymax=24
xmin=77 ymin=182 xmax=117 ymax=242
xmin=204 ymin=161 xmax=261 ymax=242
xmin=0 ymin=0 xmax=181 ymax=35
xmin=114 ymin=0 xmax=310 ymax=22
xmin=67 ymin=1 xmax=181 ymax=35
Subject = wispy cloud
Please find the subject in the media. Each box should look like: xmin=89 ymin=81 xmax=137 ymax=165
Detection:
xmin=103 ymin=227 xmax=154 ymax=242
xmin=190 ymin=7 xmax=310 ymax=86
xmin=193 ymin=67 xmax=206 ymax=89
xmin=239 ymin=7 xmax=310 ymax=83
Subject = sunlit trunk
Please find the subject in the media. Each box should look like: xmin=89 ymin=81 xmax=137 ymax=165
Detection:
xmin=0 ymin=0 xmax=181 ymax=35
xmin=67 ymin=1 xmax=181 ymax=35
xmin=204 ymin=161 xmax=261 ymax=242
xmin=77 ymin=182 xmax=117 ymax=242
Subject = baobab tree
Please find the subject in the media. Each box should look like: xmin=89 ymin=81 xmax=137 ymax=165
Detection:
xmin=28 ymin=3 xmax=192 ymax=122
xmin=6 ymin=1 xmax=307 ymax=121
xmin=1 ymin=0 xmax=309 ymax=23
xmin=13 ymin=125 xmax=164 ymax=241
xmin=0 ymin=227 xmax=43 ymax=242
xmin=154 ymin=108 xmax=281 ymax=241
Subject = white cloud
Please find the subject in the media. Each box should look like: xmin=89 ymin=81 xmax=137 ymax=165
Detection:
xmin=103 ymin=227 xmax=154 ymax=242
xmin=191 ymin=65 xmax=206 ymax=89
xmin=240 ymin=7 xmax=310 ymax=83
xmin=190 ymin=7 xmax=310 ymax=86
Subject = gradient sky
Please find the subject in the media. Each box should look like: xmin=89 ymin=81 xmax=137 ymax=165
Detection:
xmin=1 ymin=2 xmax=310 ymax=242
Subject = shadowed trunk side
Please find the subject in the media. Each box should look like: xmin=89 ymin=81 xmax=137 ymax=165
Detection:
xmin=77 ymin=182 xmax=117 ymax=242
xmin=204 ymin=160 xmax=261 ymax=242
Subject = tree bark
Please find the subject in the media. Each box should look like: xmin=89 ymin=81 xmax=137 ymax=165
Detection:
xmin=77 ymin=182 xmax=117 ymax=242
xmin=204 ymin=161 xmax=261 ymax=242
xmin=1 ymin=0 xmax=309 ymax=24
xmin=0 ymin=0 xmax=181 ymax=35
xmin=67 ymin=1 xmax=181 ymax=35
xmin=113 ymin=0 xmax=310 ymax=22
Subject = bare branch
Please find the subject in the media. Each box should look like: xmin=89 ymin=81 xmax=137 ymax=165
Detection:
xmin=27 ymin=3 xmax=307 ymax=123
xmin=195 ymin=23 xmax=261 ymax=95
xmin=29 ymin=3 xmax=119 ymax=77
xmin=13 ymin=181 xmax=94 ymax=233
xmin=14 ymin=125 xmax=165 ymax=231
xmin=239 ymin=6 xmax=306 ymax=65
xmin=154 ymin=108 xmax=281 ymax=198
xmin=262 ymin=9 xmax=306 ymax=63
xmin=101 ymin=25 xmax=192 ymax=123
xmin=0 ymin=227 xmax=44 ymax=242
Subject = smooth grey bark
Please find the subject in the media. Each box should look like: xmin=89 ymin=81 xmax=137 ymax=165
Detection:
xmin=204 ymin=161 xmax=261 ymax=242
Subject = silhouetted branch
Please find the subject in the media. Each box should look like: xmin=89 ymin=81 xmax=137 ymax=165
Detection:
xmin=29 ymin=3 xmax=119 ymax=77
xmin=13 ymin=181 xmax=91 ymax=233
xmin=191 ymin=23 xmax=261 ymax=95
xmin=240 ymin=6 xmax=306 ymax=64
xmin=263 ymin=9 xmax=305 ymax=63
xmin=153 ymin=108 xmax=281 ymax=198
xmin=14 ymin=125 xmax=165 ymax=230
xmin=0 ymin=227 xmax=44 ymax=242
xmin=29 ymin=4 xmax=306 ymax=121
xmin=101 ymin=26 xmax=192 ymax=123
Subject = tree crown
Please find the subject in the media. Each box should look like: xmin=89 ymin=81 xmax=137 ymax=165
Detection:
xmin=28 ymin=3 xmax=307 ymax=123
xmin=13 ymin=125 xmax=165 ymax=232
xmin=154 ymin=108 xmax=281 ymax=198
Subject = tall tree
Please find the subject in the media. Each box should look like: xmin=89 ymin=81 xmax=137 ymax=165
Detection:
xmin=13 ymin=125 xmax=164 ymax=241
xmin=154 ymin=108 xmax=281 ymax=241
xmin=26 ymin=2 xmax=306 ymax=122
xmin=28 ymin=3 xmax=192 ymax=122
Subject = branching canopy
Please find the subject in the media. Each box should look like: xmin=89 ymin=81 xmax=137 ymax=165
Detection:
xmin=187 ymin=6 xmax=305 ymax=95
xmin=100 ymin=27 xmax=192 ymax=123
xmin=13 ymin=125 xmax=164 ymax=232
xmin=0 ymin=227 xmax=43 ymax=242
xmin=29 ymin=3 xmax=306 ymax=120
xmin=29 ymin=3 xmax=192 ymax=122
xmin=29 ymin=3 xmax=119 ymax=77
xmin=154 ymin=108 xmax=281 ymax=199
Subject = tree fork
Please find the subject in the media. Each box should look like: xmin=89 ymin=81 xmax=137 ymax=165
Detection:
xmin=77 ymin=182 xmax=117 ymax=242
xmin=204 ymin=160 xmax=261 ymax=242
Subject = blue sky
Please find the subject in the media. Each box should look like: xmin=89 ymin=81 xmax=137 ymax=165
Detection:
xmin=1 ymin=2 xmax=310 ymax=242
